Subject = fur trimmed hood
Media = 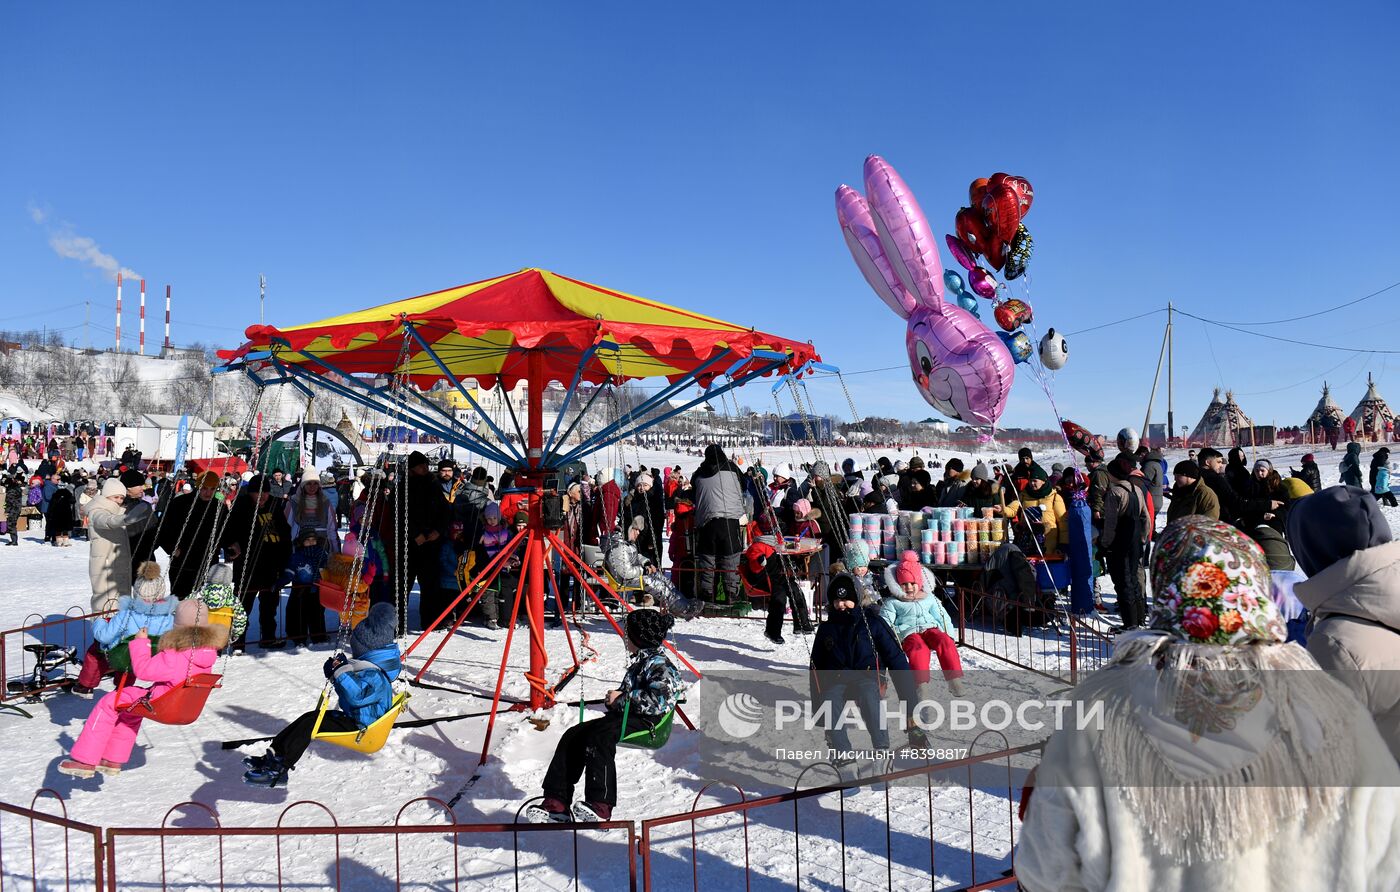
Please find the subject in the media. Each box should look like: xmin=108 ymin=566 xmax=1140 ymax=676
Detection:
xmin=158 ymin=623 xmax=229 ymax=653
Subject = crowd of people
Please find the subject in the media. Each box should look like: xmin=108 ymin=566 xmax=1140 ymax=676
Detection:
xmin=26 ymin=425 xmax=1400 ymax=871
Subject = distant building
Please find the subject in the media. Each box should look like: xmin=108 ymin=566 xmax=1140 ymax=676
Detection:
xmin=917 ymin=417 xmax=951 ymax=436
xmin=764 ymin=412 xmax=834 ymax=442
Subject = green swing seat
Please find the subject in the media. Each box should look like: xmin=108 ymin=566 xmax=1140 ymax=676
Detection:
xmin=618 ymin=698 xmax=680 ymax=750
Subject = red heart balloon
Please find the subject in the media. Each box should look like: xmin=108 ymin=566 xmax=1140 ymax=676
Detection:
xmin=1008 ymin=176 xmax=1034 ymax=218
xmin=955 ymin=206 xmax=992 ymax=256
xmin=980 ymin=184 xmax=1022 ymax=243
xmin=968 ymin=177 xmax=990 ymax=206
xmin=983 ymin=230 xmax=1009 ymax=271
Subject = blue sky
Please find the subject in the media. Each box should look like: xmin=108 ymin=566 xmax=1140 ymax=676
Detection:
xmin=4 ymin=2 xmax=1399 ymax=434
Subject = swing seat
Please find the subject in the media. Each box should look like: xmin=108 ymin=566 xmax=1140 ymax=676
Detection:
xmin=118 ymin=673 xmax=222 ymax=725
xmin=310 ymin=690 xmax=409 ymax=754
xmin=317 ymin=581 xmax=370 ymax=628
xmin=618 ymin=698 xmax=681 ymax=750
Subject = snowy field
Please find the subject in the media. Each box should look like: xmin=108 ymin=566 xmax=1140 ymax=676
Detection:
xmin=2 ymin=441 xmax=1394 ymax=890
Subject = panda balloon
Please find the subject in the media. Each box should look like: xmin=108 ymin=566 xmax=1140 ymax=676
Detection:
xmin=1038 ymin=327 xmax=1068 ymax=370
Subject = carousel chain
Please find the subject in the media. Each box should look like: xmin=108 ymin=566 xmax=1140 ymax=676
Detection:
xmin=835 ymin=370 xmax=880 ymax=471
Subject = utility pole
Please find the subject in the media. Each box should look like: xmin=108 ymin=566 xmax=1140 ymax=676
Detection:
xmin=1166 ymin=302 xmax=1175 ymax=447
xmin=1143 ymin=308 xmax=1170 ymax=446
xmin=84 ymin=300 xmax=91 ymax=351
xmin=259 ymin=274 xmax=267 ymax=325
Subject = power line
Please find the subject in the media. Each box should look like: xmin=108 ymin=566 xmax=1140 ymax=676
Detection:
xmin=1201 ymin=320 xmax=1226 ymax=388
xmin=1064 ymin=308 xmax=1167 ymax=337
xmin=1206 ymin=279 xmax=1400 ymax=326
xmin=1234 ymin=352 xmax=1363 ymax=396
xmin=1179 ymin=308 xmax=1400 ymax=355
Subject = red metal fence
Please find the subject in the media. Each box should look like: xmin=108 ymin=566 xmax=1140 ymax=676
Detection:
xmin=102 ymin=797 xmax=636 ymax=891
xmin=1 ymin=743 xmax=1036 ymax=891
xmin=955 ymin=586 xmax=1113 ymax=684
xmin=0 ymin=788 xmax=105 ymax=891
xmin=640 ymin=737 xmax=1036 ymax=891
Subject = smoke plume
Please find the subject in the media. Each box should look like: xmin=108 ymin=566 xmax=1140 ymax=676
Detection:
xmin=28 ymin=203 xmax=140 ymax=281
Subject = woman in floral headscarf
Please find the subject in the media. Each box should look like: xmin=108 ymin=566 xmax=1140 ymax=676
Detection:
xmin=1016 ymin=515 xmax=1400 ymax=892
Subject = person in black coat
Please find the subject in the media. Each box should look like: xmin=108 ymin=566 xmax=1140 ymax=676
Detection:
xmin=812 ymin=542 xmax=921 ymax=752
xmin=621 ymin=472 xmax=663 ymax=567
xmin=222 ymin=474 xmax=294 ymax=648
xmin=401 ymin=451 xmax=451 ymax=632
xmin=159 ymin=472 xmax=227 ymax=598
xmin=1198 ymin=448 xmax=1278 ymax=528
xmin=44 ymin=483 xmax=76 ymax=545
xmin=1225 ymin=446 xmax=1252 ymax=496
xmin=1293 ymin=453 xmax=1323 ymax=494
xmin=3 ymin=474 xmax=22 ymax=545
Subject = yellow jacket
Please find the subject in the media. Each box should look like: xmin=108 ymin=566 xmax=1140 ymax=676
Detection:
xmin=1018 ymin=489 xmax=1068 ymax=556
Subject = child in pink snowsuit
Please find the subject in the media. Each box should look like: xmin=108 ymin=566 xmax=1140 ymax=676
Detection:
xmin=59 ymin=599 xmax=227 ymax=777
xmin=879 ymin=551 xmax=963 ymax=689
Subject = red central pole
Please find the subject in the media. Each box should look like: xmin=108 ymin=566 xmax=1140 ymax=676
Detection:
xmin=526 ymin=350 xmax=548 ymax=711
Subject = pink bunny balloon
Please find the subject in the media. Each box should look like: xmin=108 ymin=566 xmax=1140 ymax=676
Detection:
xmin=905 ymin=307 xmax=1015 ymax=426
xmin=834 ymin=156 xmax=1015 ymax=426
xmin=863 ymin=155 xmax=945 ymax=307
xmin=836 ymin=185 xmax=917 ymax=318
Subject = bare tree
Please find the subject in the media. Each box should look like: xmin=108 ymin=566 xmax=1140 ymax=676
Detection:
xmin=4 ymin=349 xmax=72 ymax=415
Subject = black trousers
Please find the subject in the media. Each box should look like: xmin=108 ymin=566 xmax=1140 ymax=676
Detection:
xmin=764 ymin=572 xmax=811 ymax=639
xmin=285 ymin=584 xmax=328 ymax=645
xmin=696 ymin=518 xmax=742 ymax=601
xmin=407 ymin=541 xmax=446 ymax=631
xmin=272 ymin=709 xmax=358 ymax=767
xmin=1107 ymin=541 xmax=1147 ymax=629
xmin=237 ymin=587 xmax=283 ymax=647
xmin=542 ymin=708 xmax=653 ymax=808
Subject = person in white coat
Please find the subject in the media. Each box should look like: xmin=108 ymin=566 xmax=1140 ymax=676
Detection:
xmin=1016 ymin=516 xmax=1400 ymax=891
xmin=1287 ymin=485 xmax=1400 ymax=761
xmin=82 ymin=479 xmax=153 ymax=613
xmin=73 ymin=478 xmax=153 ymax=695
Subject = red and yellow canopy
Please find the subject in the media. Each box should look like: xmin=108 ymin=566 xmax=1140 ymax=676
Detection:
xmin=221 ymin=268 xmax=818 ymax=389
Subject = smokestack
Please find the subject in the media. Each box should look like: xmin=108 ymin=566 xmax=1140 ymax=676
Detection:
xmin=164 ymin=285 xmax=171 ymax=353
xmin=139 ymin=278 xmax=146 ymax=355
xmin=116 ymin=272 xmax=123 ymax=351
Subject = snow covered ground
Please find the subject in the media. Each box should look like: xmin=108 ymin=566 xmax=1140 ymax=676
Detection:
xmin=2 ymin=440 xmax=1394 ymax=890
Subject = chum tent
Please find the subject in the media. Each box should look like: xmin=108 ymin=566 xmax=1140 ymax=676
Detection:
xmin=1347 ymin=374 xmax=1396 ymax=442
xmin=1189 ymin=388 xmax=1254 ymax=446
xmin=1307 ymin=382 xmax=1346 ymax=445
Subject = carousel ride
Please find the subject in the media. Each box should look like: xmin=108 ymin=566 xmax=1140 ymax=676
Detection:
xmin=216 ymin=267 xmax=823 ymax=764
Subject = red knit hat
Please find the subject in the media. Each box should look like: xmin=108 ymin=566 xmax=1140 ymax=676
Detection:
xmin=893 ymin=551 xmax=921 ymax=586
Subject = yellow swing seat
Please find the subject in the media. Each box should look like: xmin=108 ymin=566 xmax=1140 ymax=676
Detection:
xmin=310 ymin=690 xmax=410 ymax=754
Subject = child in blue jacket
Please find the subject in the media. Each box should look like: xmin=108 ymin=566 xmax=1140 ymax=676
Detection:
xmin=285 ymin=531 xmax=330 ymax=647
xmin=880 ymin=551 xmax=963 ymax=693
xmin=92 ymin=561 xmax=176 ymax=674
xmin=1375 ymin=458 xmax=1397 ymax=508
xmin=243 ymin=602 xmax=402 ymax=787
